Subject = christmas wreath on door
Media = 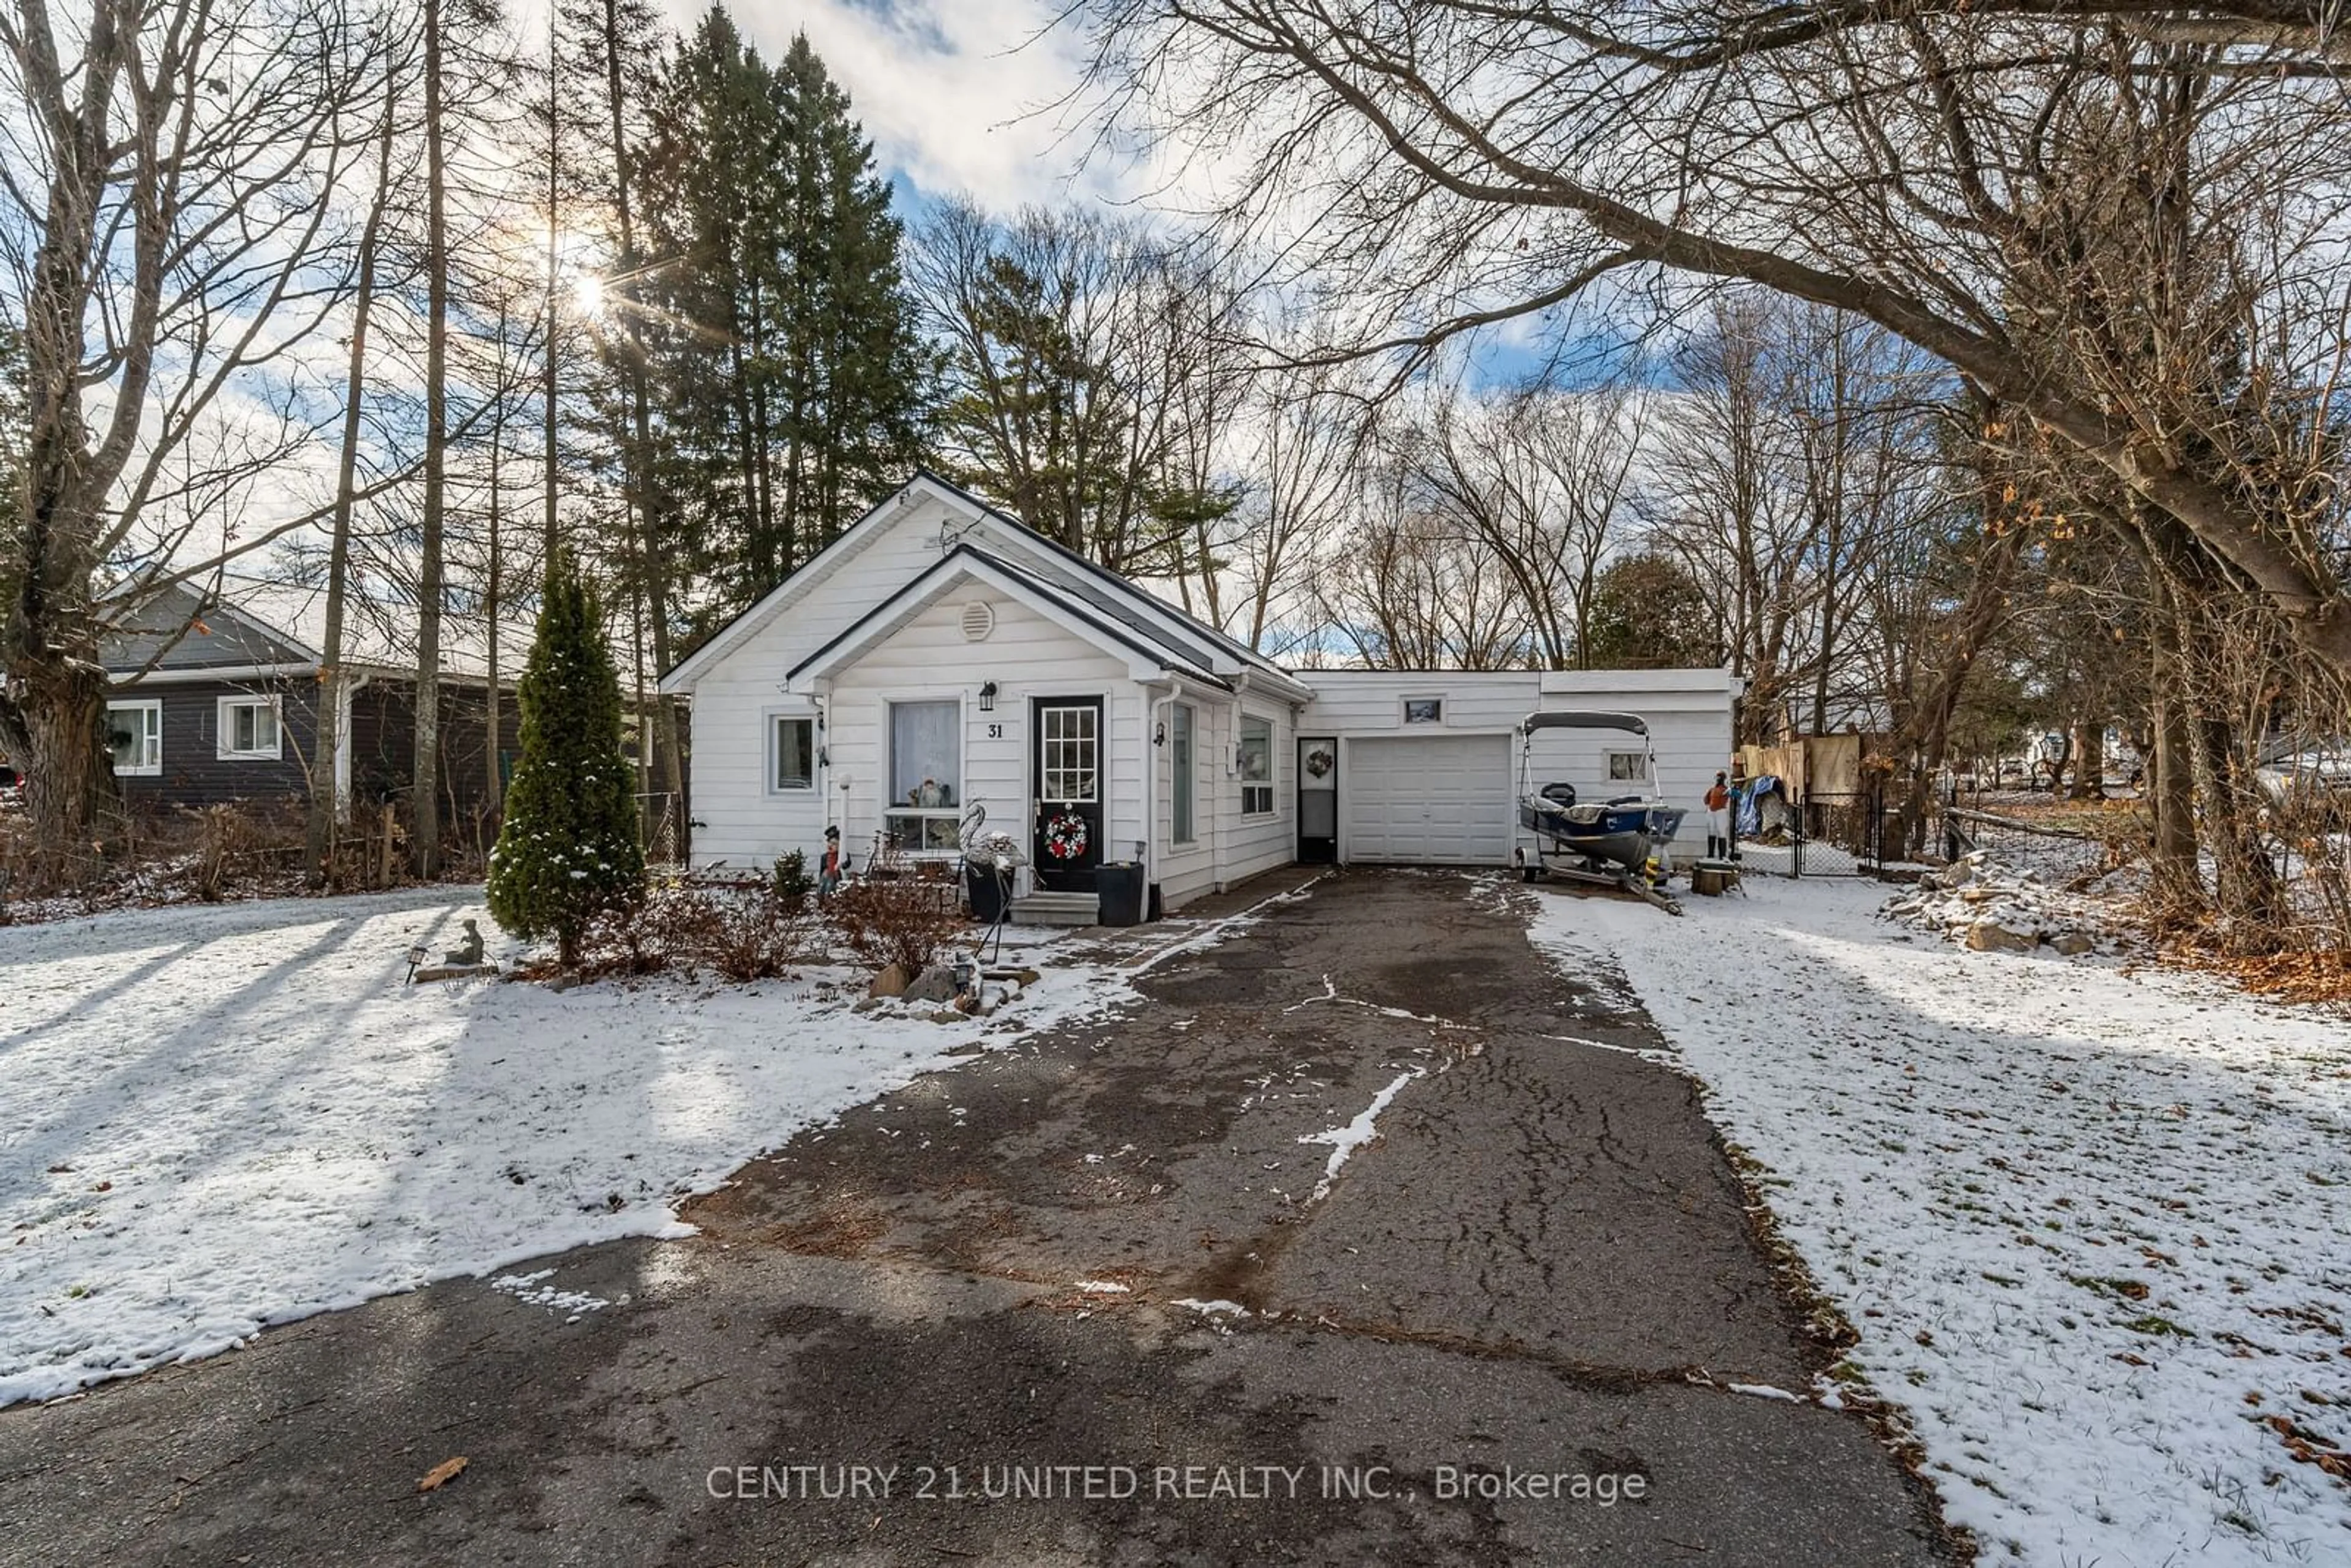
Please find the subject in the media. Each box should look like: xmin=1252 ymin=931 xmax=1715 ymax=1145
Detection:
xmin=1044 ymin=813 xmax=1090 ymax=860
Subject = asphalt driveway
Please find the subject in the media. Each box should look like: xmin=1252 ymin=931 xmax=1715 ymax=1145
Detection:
xmin=0 ymin=871 xmax=1954 ymax=1565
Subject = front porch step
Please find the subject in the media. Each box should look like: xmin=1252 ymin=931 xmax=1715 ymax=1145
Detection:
xmin=1008 ymin=891 xmax=1098 ymax=927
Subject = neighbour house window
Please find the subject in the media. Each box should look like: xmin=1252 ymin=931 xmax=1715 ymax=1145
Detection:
xmin=107 ymin=700 xmax=163 ymax=777
xmin=771 ymin=716 xmax=816 ymax=791
xmin=1606 ymin=750 xmax=1647 ymax=784
xmin=1402 ymin=697 xmax=1444 ymax=725
xmin=1171 ymin=703 xmax=1196 ymax=844
xmin=1239 ymin=715 xmax=1274 ymax=816
xmin=216 ymin=696 xmax=282 ymax=761
xmin=887 ymin=699 xmax=962 ymax=852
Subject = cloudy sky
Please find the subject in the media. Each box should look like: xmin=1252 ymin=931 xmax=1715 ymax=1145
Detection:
xmin=653 ymin=0 xmax=1129 ymax=215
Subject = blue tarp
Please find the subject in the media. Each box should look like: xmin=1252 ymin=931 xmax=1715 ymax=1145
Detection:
xmin=1737 ymin=775 xmax=1782 ymax=839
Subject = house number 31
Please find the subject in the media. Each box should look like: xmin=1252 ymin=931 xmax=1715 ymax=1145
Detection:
xmin=987 ymin=723 xmax=1005 ymax=738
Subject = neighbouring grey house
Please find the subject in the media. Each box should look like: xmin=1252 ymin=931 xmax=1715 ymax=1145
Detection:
xmin=100 ymin=574 xmax=530 ymax=826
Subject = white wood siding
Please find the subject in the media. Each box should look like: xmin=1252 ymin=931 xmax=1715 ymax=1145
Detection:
xmin=1300 ymin=669 xmax=1738 ymax=861
xmin=674 ymin=480 xmax=1731 ymax=895
xmin=827 ymin=591 xmax=1142 ymax=893
xmin=680 ymin=497 xmax=975 ymax=868
xmin=1299 ymin=670 xmax=1543 ymax=736
xmin=1223 ymin=699 xmax=1295 ymax=887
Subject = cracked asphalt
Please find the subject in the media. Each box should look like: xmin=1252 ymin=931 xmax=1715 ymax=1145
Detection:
xmin=0 ymin=870 xmax=1955 ymax=1565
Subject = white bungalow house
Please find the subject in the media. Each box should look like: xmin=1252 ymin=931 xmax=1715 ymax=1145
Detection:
xmin=660 ymin=472 xmax=1741 ymax=918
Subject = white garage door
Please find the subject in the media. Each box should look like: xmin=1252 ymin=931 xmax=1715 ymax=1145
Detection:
xmin=1344 ymin=736 xmax=1513 ymax=865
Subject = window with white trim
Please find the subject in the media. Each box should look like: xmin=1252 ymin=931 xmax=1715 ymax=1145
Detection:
xmin=1605 ymin=749 xmax=1647 ymax=783
xmin=1171 ymin=703 xmax=1196 ymax=844
xmin=107 ymin=700 xmax=163 ymax=776
xmin=885 ymin=699 xmax=962 ymax=851
xmin=216 ymin=696 xmax=283 ymax=760
xmin=771 ymin=716 xmax=815 ymax=791
xmin=1401 ymin=696 xmax=1444 ymax=725
xmin=1239 ymin=714 xmax=1273 ymax=816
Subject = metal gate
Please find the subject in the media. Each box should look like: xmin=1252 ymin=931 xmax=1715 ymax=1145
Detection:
xmin=1733 ymin=779 xmax=1896 ymax=877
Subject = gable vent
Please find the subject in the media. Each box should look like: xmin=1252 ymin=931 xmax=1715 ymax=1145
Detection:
xmin=959 ymin=601 xmax=996 ymax=642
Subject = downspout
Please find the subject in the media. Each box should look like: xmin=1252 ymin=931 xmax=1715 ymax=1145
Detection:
xmin=810 ymin=681 xmax=836 ymax=850
xmin=336 ymin=672 xmax=370 ymax=822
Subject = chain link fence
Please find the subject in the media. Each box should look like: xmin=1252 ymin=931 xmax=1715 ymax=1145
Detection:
xmin=1733 ymin=778 xmax=1948 ymax=878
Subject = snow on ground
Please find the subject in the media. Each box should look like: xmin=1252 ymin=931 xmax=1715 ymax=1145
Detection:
xmin=0 ymin=888 xmax=1139 ymax=1408
xmin=1529 ymin=876 xmax=2351 ymax=1567
xmin=1297 ymin=1067 xmax=1425 ymax=1202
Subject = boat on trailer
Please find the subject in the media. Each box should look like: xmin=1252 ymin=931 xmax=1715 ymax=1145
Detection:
xmin=1512 ymin=710 xmax=1686 ymax=914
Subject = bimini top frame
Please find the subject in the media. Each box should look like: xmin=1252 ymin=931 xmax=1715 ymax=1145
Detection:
xmin=1518 ymin=710 xmax=1649 ymax=737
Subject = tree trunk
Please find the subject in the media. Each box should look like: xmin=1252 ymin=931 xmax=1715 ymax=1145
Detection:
xmin=2069 ymin=722 xmax=2106 ymax=801
xmin=543 ymin=20 xmax=563 ymax=565
xmin=594 ymin=0 xmax=681 ymax=808
xmin=10 ymin=672 xmax=114 ymax=882
xmin=308 ymin=77 xmax=397 ymax=888
xmin=6 ymin=6 xmax=131 ymax=878
xmin=413 ymin=0 xmax=449 ymax=878
xmin=485 ymin=388 xmax=506 ymax=817
xmin=1890 ymin=501 xmax=2025 ymax=856
xmin=2146 ymin=655 xmax=2200 ymax=915
xmin=2191 ymin=708 xmax=2285 ymax=948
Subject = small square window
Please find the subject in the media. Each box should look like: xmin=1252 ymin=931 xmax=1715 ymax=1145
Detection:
xmin=217 ymin=697 xmax=282 ymax=760
xmin=1401 ymin=697 xmax=1443 ymax=726
xmin=108 ymin=700 xmax=163 ymax=776
xmin=1606 ymin=750 xmax=1647 ymax=782
xmin=772 ymin=716 xmax=816 ymax=790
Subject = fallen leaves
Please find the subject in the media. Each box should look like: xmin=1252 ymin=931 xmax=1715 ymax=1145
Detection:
xmin=2264 ymin=1416 xmax=2351 ymax=1482
xmin=2170 ymin=945 xmax=2351 ymax=1005
xmin=416 ymin=1457 xmax=468 ymax=1493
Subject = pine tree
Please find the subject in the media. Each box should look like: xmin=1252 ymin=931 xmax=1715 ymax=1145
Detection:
xmin=631 ymin=21 xmax=926 ymax=634
xmin=487 ymin=549 xmax=643 ymax=967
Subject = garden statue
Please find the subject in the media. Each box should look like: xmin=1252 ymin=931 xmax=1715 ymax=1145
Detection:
xmin=445 ymin=918 xmax=486 ymax=967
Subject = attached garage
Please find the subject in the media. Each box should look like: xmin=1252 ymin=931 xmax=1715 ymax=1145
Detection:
xmin=1343 ymin=735 xmax=1515 ymax=865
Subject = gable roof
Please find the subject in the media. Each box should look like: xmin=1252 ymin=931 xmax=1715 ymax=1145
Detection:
xmin=659 ymin=470 xmax=1310 ymax=701
xmin=787 ymin=544 xmax=1231 ymax=689
xmin=909 ymin=469 xmax=1299 ymax=686
xmin=103 ymin=572 xmax=533 ymax=685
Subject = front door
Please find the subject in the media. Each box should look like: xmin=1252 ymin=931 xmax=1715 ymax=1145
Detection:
xmin=1298 ymin=735 xmax=1338 ymax=863
xmin=1033 ymin=697 xmax=1104 ymax=891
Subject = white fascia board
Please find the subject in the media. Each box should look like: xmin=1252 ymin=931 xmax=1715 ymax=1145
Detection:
xmin=790 ymin=555 xmax=1172 ymax=690
xmin=110 ymin=662 xmax=317 ymax=685
xmin=1537 ymin=667 xmax=1744 ymax=696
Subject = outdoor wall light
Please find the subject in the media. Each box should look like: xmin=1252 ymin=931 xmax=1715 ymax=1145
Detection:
xmin=1153 ymin=722 xmax=1166 ymax=747
xmin=978 ymin=680 xmax=998 ymax=712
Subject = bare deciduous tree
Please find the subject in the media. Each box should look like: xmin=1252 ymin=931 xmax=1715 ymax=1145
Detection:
xmin=1080 ymin=1 xmax=2351 ymax=673
xmin=1 ymin=0 xmax=387 ymax=869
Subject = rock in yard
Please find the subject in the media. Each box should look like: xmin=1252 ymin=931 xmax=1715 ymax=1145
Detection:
xmin=2049 ymin=931 xmax=2096 ymax=956
xmin=1966 ymin=919 xmax=2040 ymax=953
xmin=902 ymin=964 xmax=959 ymax=1005
xmin=868 ymin=962 xmax=911 ymax=999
